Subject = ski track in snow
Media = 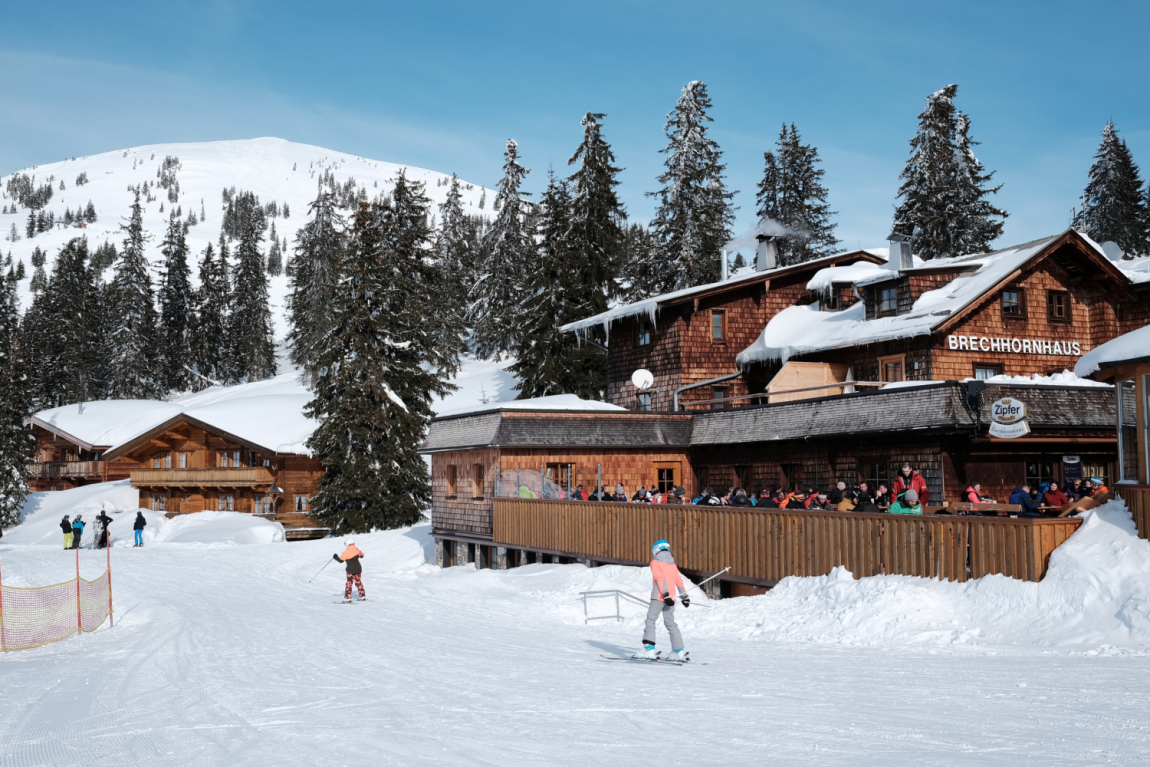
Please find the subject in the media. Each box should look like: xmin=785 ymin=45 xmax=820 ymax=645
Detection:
xmin=2 ymin=517 xmax=1150 ymax=765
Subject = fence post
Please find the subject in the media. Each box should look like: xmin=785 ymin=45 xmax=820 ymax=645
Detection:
xmin=76 ymin=547 xmax=82 ymax=636
xmin=107 ymin=541 xmax=113 ymax=629
xmin=0 ymin=554 xmax=6 ymax=652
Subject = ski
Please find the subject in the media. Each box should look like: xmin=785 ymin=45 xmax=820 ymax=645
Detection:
xmin=332 ymin=599 xmax=368 ymax=604
xmin=599 ymin=653 xmax=700 ymax=666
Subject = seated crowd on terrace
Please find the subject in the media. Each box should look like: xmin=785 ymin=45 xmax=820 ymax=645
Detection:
xmin=516 ymin=463 xmax=1110 ymax=516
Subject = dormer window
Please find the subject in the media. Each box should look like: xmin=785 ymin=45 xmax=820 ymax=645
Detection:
xmin=879 ymin=287 xmax=898 ymax=316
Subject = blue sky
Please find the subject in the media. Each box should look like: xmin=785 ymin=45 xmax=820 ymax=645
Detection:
xmin=2 ymin=0 xmax=1148 ymax=250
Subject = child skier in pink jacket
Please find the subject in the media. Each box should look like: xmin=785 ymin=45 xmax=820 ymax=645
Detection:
xmin=642 ymin=539 xmax=690 ymax=661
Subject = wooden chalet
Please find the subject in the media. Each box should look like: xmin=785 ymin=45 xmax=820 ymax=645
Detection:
xmin=101 ymin=414 xmax=327 ymax=540
xmin=423 ymin=229 xmax=1150 ymax=594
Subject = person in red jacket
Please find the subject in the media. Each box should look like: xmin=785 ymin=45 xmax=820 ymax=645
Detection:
xmin=964 ymin=482 xmax=984 ymax=504
xmin=892 ymin=463 xmax=929 ymax=505
xmin=1043 ymin=482 xmax=1069 ymax=509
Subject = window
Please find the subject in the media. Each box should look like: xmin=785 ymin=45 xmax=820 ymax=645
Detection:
xmin=713 ymin=387 xmax=726 ymax=410
xmin=218 ymin=451 xmax=227 ymax=468
xmin=1026 ymin=461 xmax=1056 ymax=489
xmin=1046 ymin=290 xmax=1069 ymax=322
xmin=781 ymin=463 xmax=804 ymax=491
xmin=472 ymin=464 xmax=486 ymax=498
xmin=178 ymin=452 xmax=188 ymax=469
xmin=1080 ymin=461 xmax=1109 ymax=489
xmin=164 ymin=453 xmax=172 ymax=469
xmin=248 ymin=451 xmax=257 ymax=467
xmin=879 ymin=287 xmax=898 ymax=316
xmin=636 ymin=392 xmax=652 ymax=412
xmin=1002 ymin=288 xmax=1026 ymax=318
xmin=153 ymin=457 xmax=161 ymax=469
xmin=654 ymin=464 xmax=677 ymax=494
xmin=152 ymin=494 xmax=166 ymax=512
xmin=734 ymin=465 xmax=752 ymax=491
xmin=637 ymin=320 xmax=652 ymax=347
xmin=878 ymin=354 xmax=905 ymax=383
xmin=446 ymin=465 xmax=458 ymax=497
xmin=232 ymin=451 xmax=240 ymax=467
xmin=711 ymin=311 xmax=726 ymax=342
xmin=253 ymin=495 xmax=273 ymax=514
xmin=293 ymin=495 xmax=309 ymax=512
xmin=973 ymin=364 xmax=1001 ymax=380
xmin=218 ymin=494 xmax=234 ymax=511
xmin=859 ymin=461 xmax=889 ymax=490
xmin=545 ymin=463 xmax=574 ymax=493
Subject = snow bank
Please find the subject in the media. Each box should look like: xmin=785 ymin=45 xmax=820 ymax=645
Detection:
xmin=968 ymin=370 xmax=1111 ymax=387
xmin=1075 ymin=325 xmax=1150 ymax=377
xmin=435 ymin=393 xmax=626 ymax=418
xmin=152 ymin=511 xmax=285 ymax=546
xmin=432 ymin=356 xmax=519 ymax=415
xmin=806 ymin=261 xmax=886 ymax=295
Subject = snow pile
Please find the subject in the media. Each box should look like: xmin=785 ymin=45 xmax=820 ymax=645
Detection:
xmin=806 ymin=261 xmax=886 ymax=295
xmin=152 ymin=511 xmax=285 ymax=546
xmin=968 ymin=370 xmax=1111 ymax=387
xmin=432 ymin=356 xmax=519 ymax=415
xmin=436 ymin=393 xmax=626 ymax=418
xmin=1075 ymin=325 xmax=1150 ymax=377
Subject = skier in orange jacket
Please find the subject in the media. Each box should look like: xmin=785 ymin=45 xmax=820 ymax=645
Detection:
xmin=334 ymin=543 xmax=366 ymax=602
xmin=641 ymin=540 xmax=690 ymax=662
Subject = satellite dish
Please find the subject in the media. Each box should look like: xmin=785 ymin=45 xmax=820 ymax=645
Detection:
xmin=631 ymin=369 xmax=655 ymax=391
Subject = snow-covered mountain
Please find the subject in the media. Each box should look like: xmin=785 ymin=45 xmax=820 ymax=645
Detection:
xmin=0 ymin=137 xmax=493 ymax=340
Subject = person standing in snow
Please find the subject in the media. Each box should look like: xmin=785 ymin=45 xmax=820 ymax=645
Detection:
xmin=334 ymin=542 xmax=366 ymax=601
xmin=95 ymin=511 xmax=113 ymax=549
xmin=71 ymin=515 xmax=85 ymax=549
xmin=133 ymin=512 xmax=147 ymax=547
xmin=641 ymin=540 xmax=690 ymax=662
xmin=61 ymin=515 xmax=73 ymax=549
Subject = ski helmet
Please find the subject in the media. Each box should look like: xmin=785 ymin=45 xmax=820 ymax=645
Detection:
xmin=652 ymin=539 xmax=670 ymax=555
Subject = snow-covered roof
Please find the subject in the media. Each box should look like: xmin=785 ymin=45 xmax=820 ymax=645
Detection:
xmin=32 ymin=400 xmax=186 ymax=451
xmin=806 ymin=261 xmax=888 ymax=295
xmin=738 ymin=232 xmax=1112 ymax=366
xmin=561 ymin=249 xmax=886 ymax=337
xmin=1075 ymin=325 xmax=1150 ymax=377
xmin=434 ymin=394 xmax=627 ymax=420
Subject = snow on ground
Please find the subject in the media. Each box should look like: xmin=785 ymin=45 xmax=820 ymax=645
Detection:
xmin=2 ymin=498 xmax=1150 ymax=763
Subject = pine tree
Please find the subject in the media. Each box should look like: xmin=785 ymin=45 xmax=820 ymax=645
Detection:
xmin=105 ymin=192 xmax=161 ymax=399
xmin=266 ymin=222 xmax=283 ymax=276
xmin=510 ymin=171 xmax=606 ymax=400
xmin=1073 ymin=121 xmax=1147 ymax=258
xmin=647 ymin=81 xmax=737 ymax=292
xmin=0 ymin=266 xmax=32 ymax=529
xmin=892 ymin=84 xmax=1007 ymax=259
xmin=14 ymin=260 xmax=24 ymax=280
xmin=191 ymin=237 xmax=230 ymax=387
xmin=469 ymin=139 xmax=532 ymax=359
xmin=620 ymin=223 xmax=659 ymax=301
xmin=756 ymin=124 xmax=840 ymax=266
xmin=157 ymin=212 xmax=193 ymax=392
xmin=287 ymin=189 xmax=346 ymax=380
xmin=431 ymin=174 xmax=470 ymax=377
xmin=225 ymin=193 xmax=276 ymax=382
xmin=29 ymin=246 xmax=47 ymax=293
xmin=6 ymin=223 xmax=18 ymax=242
xmin=567 ymin=112 xmax=625 ymax=318
xmin=306 ymin=172 xmax=453 ymax=534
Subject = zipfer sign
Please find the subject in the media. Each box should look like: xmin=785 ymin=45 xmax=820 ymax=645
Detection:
xmin=947 ymin=335 xmax=1082 ymax=355
xmin=988 ymin=397 xmax=1029 ymax=439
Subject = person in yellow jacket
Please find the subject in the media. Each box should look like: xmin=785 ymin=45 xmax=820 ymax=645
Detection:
xmin=641 ymin=540 xmax=690 ymax=662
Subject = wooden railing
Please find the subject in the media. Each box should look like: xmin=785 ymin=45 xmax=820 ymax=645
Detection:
xmin=492 ymin=499 xmax=1083 ymax=583
xmin=28 ymin=461 xmax=104 ymax=479
xmin=1115 ymin=485 xmax=1150 ymax=541
xmin=130 ymin=467 xmax=274 ymax=488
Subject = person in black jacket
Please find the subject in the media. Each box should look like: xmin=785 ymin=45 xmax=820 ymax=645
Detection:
xmin=133 ymin=512 xmax=147 ymax=547
xmin=61 ymin=515 xmax=73 ymax=549
xmin=334 ymin=543 xmax=366 ymax=601
xmin=730 ymin=489 xmax=753 ymax=507
xmin=95 ymin=511 xmax=113 ymax=549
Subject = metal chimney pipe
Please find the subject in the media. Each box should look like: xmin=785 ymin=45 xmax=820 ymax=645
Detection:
xmin=886 ymin=232 xmax=913 ymax=272
xmin=721 ymin=248 xmax=729 ymax=281
xmin=755 ymin=235 xmax=778 ymax=272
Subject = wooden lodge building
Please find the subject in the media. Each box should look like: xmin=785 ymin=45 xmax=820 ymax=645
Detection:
xmin=422 ymin=229 xmax=1150 ymax=591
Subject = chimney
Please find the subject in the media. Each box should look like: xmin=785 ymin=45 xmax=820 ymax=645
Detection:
xmin=755 ymin=235 xmax=778 ymax=272
xmin=887 ymin=232 xmax=913 ymax=272
xmin=721 ymin=248 xmax=729 ymax=281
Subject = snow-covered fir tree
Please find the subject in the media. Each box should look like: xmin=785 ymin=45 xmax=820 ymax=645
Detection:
xmin=0 ymin=265 xmax=32 ymax=529
xmin=510 ymin=171 xmax=606 ymax=400
xmin=190 ymin=237 xmax=230 ymax=388
xmin=157 ymin=212 xmax=193 ymax=392
xmin=287 ymin=189 xmax=346 ymax=380
xmin=647 ymin=81 xmax=737 ymax=292
xmin=29 ymin=246 xmax=46 ymax=293
xmin=1073 ymin=121 xmax=1147 ymax=258
xmin=266 ymin=222 xmax=283 ymax=276
xmin=225 ymin=193 xmax=276 ymax=382
xmin=306 ymin=172 xmax=453 ymax=534
xmin=892 ymin=84 xmax=1007 ymax=259
xmin=620 ymin=222 xmax=659 ymax=302
xmin=756 ymin=123 xmax=840 ymax=265
xmin=566 ymin=112 xmax=624 ymax=318
xmin=432 ymin=173 xmax=472 ymax=374
xmin=469 ymin=139 xmax=532 ymax=360
xmin=105 ymin=192 xmax=161 ymax=399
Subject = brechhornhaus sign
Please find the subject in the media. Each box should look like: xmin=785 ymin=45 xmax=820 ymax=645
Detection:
xmin=947 ymin=335 xmax=1082 ymax=355
xmin=988 ymin=397 xmax=1030 ymax=438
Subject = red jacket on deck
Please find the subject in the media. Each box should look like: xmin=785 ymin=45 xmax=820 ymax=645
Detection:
xmin=893 ymin=471 xmax=929 ymax=505
xmin=1043 ymin=490 xmax=1069 ymax=508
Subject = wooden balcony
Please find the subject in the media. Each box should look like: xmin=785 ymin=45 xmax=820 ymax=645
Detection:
xmin=28 ymin=461 xmax=104 ymax=479
xmin=130 ymin=467 xmax=274 ymax=489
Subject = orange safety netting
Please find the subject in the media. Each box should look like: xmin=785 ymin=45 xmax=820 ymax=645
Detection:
xmin=0 ymin=569 xmax=112 ymax=652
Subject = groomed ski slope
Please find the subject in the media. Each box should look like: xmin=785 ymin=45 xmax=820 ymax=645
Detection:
xmin=2 ymin=499 xmax=1149 ymax=765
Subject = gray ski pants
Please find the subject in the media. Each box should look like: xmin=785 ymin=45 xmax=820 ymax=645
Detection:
xmin=642 ymin=599 xmax=684 ymax=651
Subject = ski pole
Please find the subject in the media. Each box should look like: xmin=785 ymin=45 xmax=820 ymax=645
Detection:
xmin=308 ymin=557 xmax=335 ymax=583
xmin=683 ymin=566 xmax=731 ymax=596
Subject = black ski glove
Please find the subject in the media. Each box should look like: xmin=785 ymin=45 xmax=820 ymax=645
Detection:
xmin=682 ymin=596 xmax=690 ymax=608
xmin=662 ymin=594 xmax=674 ymax=606
xmin=332 ymin=554 xmax=340 ymax=562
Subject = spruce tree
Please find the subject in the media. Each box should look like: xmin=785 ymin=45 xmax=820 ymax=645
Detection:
xmin=191 ymin=237 xmax=230 ymax=387
xmin=567 ymin=112 xmax=625 ymax=317
xmin=756 ymin=123 xmax=840 ymax=265
xmin=225 ymin=193 xmax=276 ymax=382
xmin=510 ymin=171 xmax=605 ymax=399
xmin=105 ymin=192 xmax=161 ymax=399
xmin=287 ymin=189 xmax=346 ymax=380
xmin=434 ymin=174 xmax=472 ymax=366
xmin=0 ymin=267 xmax=32 ymax=529
xmin=306 ymin=172 xmax=452 ymax=533
xmin=1073 ymin=121 xmax=1147 ymax=258
xmin=892 ymin=84 xmax=1007 ymax=259
xmin=157 ymin=212 xmax=193 ymax=391
xmin=469 ymin=139 xmax=532 ymax=360
xmin=647 ymin=81 xmax=737 ymax=292
xmin=29 ymin=238 xmax=100 ymax=407
xmin=266 ymin=222 xmax=283 ymax=276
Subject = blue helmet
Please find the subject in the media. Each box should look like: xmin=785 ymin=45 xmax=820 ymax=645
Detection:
xmin=652 ymin=539 xmax=671 ymax=555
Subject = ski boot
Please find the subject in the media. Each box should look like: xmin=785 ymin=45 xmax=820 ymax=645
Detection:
xmin=641 ymin=643 xmax=658 ymax=660
xmin=670 ymin=649 xmax=689 ymax=663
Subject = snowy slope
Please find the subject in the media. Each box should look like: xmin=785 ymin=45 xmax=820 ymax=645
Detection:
xmin=0 ymin=137 xmax=493 ymax=340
